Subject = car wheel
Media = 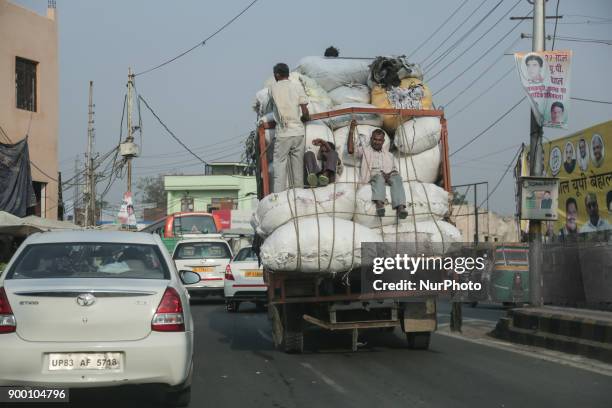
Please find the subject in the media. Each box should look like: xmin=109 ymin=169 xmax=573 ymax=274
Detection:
xmin=164 ymin=386 xmax=191 ymax=407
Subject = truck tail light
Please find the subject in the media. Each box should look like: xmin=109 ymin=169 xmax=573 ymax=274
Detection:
xmin=151 ymin=287 xmax=185 ymax=332
xmin=0 ymin=287 xmax=16 ymax=334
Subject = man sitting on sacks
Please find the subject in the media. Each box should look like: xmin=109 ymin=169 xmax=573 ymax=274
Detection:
xmin=304 ymin=139 xmax=341 ymax=187
xmin=347 ymin=119 xmax=409 ymax=219
xmin=268 ymin=62 xmax=310 ymax=192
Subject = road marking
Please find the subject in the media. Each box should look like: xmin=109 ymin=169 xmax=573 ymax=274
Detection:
xmin=257 ymin=329 xmax=273 ymax=343
xmin=300 ymin=362 xmax=347 ymax=394
xmin=436 ymin=325 xmax=612 ymax=377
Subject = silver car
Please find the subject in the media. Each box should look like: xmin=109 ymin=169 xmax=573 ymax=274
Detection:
xmin=0 ymin=231 xmax=200 ymax=407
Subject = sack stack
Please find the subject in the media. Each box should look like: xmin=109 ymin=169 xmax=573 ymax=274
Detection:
xmin=253 ymin=56 xmax=461 ymax=273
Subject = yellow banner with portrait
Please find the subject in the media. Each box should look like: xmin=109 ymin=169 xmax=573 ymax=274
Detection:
xmin=539 ymin=120 xmax=612 ymax=238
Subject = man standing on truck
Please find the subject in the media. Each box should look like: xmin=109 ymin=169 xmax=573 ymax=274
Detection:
xmin=269 ymin=63 xmax=310 ymax=192
xmin=347 ymin=120 xmax=408 ymax=218
xmin=304 ymin=139 xmax=340 ymax=187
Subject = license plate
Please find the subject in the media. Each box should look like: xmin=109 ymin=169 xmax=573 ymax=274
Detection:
xmin=244 ymin=270 xmax=263 ymax=278
xmin=48 ymin=353 xmax=122 ymax=371
xmin=193 ymin=266 xmax=213 ymax=273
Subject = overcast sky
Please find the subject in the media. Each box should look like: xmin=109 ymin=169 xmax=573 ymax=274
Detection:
xmin=14 ymin=0 xmax=612 ymax=218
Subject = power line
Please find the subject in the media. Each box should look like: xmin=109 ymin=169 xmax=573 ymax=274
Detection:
xmin=134 ymin=0 xmax=261 ymax=76
xmin=452 ymin=143 xmax=522 ymax=165
xmin=571 ymin=97 xmax=612 ymax=105
xmin=553 ymin=36 xmax=612 ymax=45
xmin=447 ymin=66 xmax=514 ymax=119
xmin=450 ymin=96 xmax=526 ymax=157
xmin=425 ymin=0 xmax=504 ymax=71
xmin=551 ymin=0 xmax=560 ymax=50
xmin=406 ymin=0 xmax=470 ymax=60
xmin=421 ymin=0 xmax=488 ymax=66
xmin=434 ymin=10 xmax=531 ymax=96
xmin=477 ymin=145 xmax=523 ymax=209
xmin=138 ymin=94 xmax=208 ymax=167
xmin=428 ymin=0 xmax=522 ymax=82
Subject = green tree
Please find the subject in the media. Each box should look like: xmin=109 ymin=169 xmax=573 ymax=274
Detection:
xmin=136 ymin=175 xmax=166 ymax=207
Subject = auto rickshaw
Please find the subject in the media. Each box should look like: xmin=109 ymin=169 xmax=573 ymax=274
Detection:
xmin=489 ymin=243 xmax=529 ymax=306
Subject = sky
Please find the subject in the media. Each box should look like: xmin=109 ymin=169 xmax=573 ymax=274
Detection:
xmin=14 ymin=0 xmax=612 ymax=218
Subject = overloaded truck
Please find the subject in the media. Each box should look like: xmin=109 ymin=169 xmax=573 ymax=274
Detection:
xmin=250 ymin=56 xmax=459 ymax=353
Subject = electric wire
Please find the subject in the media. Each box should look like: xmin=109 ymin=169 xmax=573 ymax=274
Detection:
xmin=448 ymin=67 xmax=514 ymax=119
xmin=134 ymin=0 xmax=261 ymax=76
xmin=477 ymin=145 xmax=523 ymax=209
xmin=407 ymin=0 xmax=470 ymax=60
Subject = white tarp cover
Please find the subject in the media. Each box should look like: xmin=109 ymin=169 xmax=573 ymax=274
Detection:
xmin=261 ymin=216 xmax=381 ymax=273
xmin=252 ymin=183 xmax=355 ymax=237
xmin=354 ymin=182 xmax=449 ymax=228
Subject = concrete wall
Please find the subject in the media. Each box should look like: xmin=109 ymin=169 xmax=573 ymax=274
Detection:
xmin=0 ymin=1 xmax=59 ymax=219
xmin=164 ymin=174 xmax=257 ymax=214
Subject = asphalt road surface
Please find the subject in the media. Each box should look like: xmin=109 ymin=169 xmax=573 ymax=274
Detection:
xmin=11 ymin=299 xmax=611 ymax=408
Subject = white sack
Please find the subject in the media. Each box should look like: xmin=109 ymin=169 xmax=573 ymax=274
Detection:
xmin=395 ymin=144 xmax=441 ymax=184
xmin=354 ymin=182 xmax=449 ymax=228
xmin=329 ymin=84 xmax=371 ymax=105
xmin=263 ymin=72 xmax=333 ymax=115
xmin=394 ymin=117 xmax=441 ymax=155
xmin=296 ymin=56 xmax=371 ymax=91
xmin=252 ymin=183 xmax=356 ymax=237
xmin=261 ymin=216 xmax=381 ymax=273
xmin=378 ymin=220 xmax=462 ymax=247
xmin=324 ymin=103 xmax=383 ymax=130
xmin=333 ymin=125 xmax=390 ymax=167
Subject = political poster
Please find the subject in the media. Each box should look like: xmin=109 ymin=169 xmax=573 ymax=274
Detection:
xmin=520 ymin=121 xmax=612 ymax=239
xmin=514 ymin=50 xmax=572 ymax=129
xmin=117 ymin=191 xmax=137 ymax=229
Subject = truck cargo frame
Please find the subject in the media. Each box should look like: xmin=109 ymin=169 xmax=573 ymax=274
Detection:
xmin=256 ymin=107 xmax=451 ymax=353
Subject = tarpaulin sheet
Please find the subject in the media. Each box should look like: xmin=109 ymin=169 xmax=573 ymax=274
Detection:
xmin=0 ymin=138 xmax=36 ymax=217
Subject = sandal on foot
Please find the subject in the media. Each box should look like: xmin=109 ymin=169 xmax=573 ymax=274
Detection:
xmin=307 ymin=173 xmax=318 ymax=188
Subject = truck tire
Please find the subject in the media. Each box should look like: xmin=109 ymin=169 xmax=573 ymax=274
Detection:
xmin=406 ymin=332 xmax=431 ymax=350
xmin=282 ymin=330 xmax=304 ymax=354
xmin=271 ymin=304 xmax=304 ymax=353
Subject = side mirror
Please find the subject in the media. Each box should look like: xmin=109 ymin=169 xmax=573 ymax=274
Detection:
xmin=179 ymin=270 xmax=201 ymax=285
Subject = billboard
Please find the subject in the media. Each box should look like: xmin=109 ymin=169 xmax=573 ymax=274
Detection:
xmin=521 ymin=121 xmax=612 ymax=239
xmin=515 ymin=50 xmax=572 ymax=129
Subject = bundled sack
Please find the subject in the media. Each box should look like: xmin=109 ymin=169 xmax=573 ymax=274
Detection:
xmin=354 ymin=181 xmax=449 ymax=228
xmin=394 ymin=117 xmax=441 ymax=155
xmin=371 ymin=78 xmax=433 ymax=132
xmin=328 ymin=84 xmax=371 ymax=105
xmin=252 ymin=183 xmax=356 ymax=237
xmin=332 ymin=125 xmax=391 ymax=167
xmin=324 ymin=103 xmax=383 ymax=130
xmin=395 ymin=144 xmax=441 ymax=184
xmin=296 ymin=56 xmax=371 ymax=92
xmin=369 ymin=56 xmax=424 ymax=89
xmin=261 ymin=216 xmax=381 ymax=273
xmin=378 ymin=220 xmax=462 ymax=247
xmin=263 ymin=72 xmax=333 ymax=115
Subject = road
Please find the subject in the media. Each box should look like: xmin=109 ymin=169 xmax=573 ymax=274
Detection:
xmin=22 ymin=299 xmax=611 ymax=408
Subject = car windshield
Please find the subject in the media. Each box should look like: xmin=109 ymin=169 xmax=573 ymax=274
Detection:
xmin=6 ymin=243 xmax=170 ymax=280
xmin=495 ymin=248 xmax=529 ymax=266
xmin=174 ymin=242 xmax=231 ymax=260
xmin=233 ymin=247 xmax=258 ymax=262
xmin=175 ymin=215 xmax=217 ymax=234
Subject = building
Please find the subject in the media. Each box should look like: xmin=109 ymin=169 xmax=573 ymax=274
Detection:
xmin=164 ymin=163 xmax=257 ymax=214
xmin=0 ymin=0 xmax=59 ymax=219
xmin=451 ymin=204 xmax=519 ymax=243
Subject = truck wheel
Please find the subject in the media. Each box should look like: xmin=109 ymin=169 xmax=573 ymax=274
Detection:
xmin=283 ymin=330 xmax=304 ymax=354
xmin=225 ymin=301 xmax=239 ymax=313
xmin=406 ymin=332 xmax=431 ymax=350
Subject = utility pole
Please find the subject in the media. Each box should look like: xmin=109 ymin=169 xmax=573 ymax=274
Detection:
xmin=84 ymin=81 xmax=96 ymax=227
xmin=528 ymin=0 xmax=545 ymax=307
xmin=126 ymin=67 xmax=134 ymax=193
xmin=73 ymin=156 xmax=80 ymax=225
xmin=474 ymin=187 xmax=479 ymax=244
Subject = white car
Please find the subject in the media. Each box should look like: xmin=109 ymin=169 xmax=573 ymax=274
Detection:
xmin=224 ymin=246 xmax=267 ymax=312
xmin=0 ymin=231 xmax=199 ymax=407
xmin=172 ymin=238 xmax=233 ymax=298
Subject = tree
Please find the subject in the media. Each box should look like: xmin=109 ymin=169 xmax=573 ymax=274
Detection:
xmin=136 ymin=175 xmax=166 ymax=208
xmin=451 ymin=190 xmax=468 ymax=205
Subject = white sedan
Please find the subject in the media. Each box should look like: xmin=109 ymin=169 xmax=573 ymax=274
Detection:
xmin=0 ymin=231 xmax=199 ymax=407
xmin=224 ymin=246 xmax=267 ymax=312
xmin=172 ymin=238 xmax=233 ymax=298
